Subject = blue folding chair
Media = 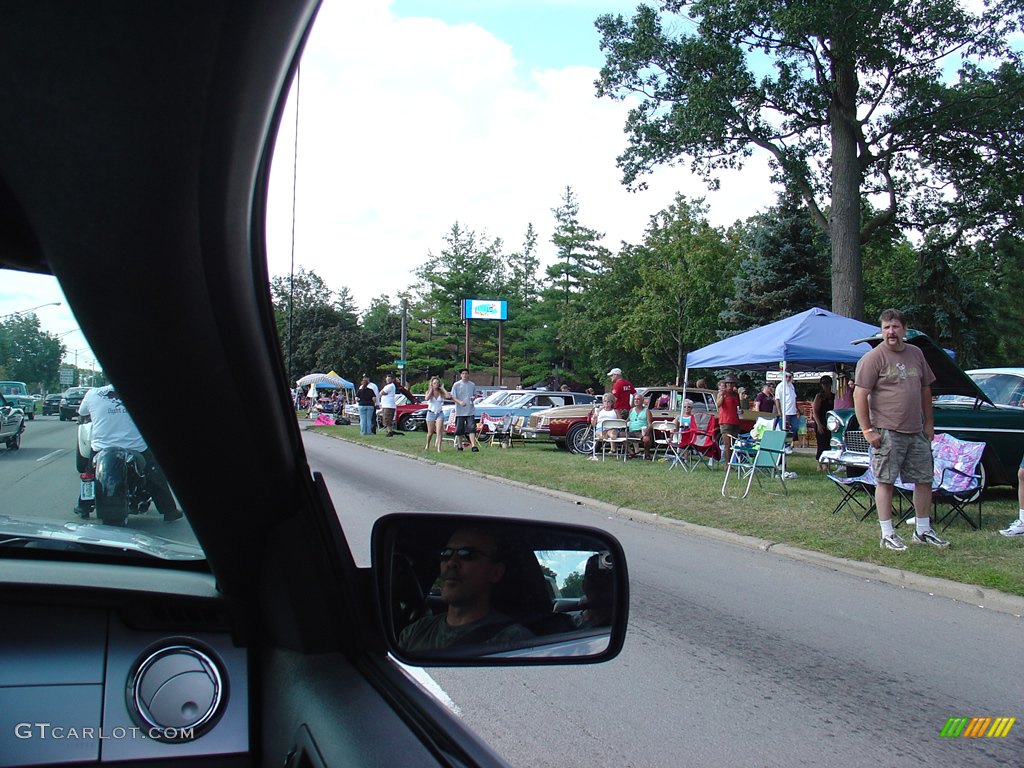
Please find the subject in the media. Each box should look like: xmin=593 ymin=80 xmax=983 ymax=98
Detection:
xmin=722 ymin=430 xmax=789 ymax=498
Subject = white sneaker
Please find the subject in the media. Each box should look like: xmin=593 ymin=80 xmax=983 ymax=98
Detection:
xmin=880 ymin=533 xmax=907 ymax=552
xmin=999 ymin=519 xmax=1024 ymax=537
xmin=912 ymin=529 xmax=950 ymax=548
xmin=783 ymin=471 xmax=798 ymax=480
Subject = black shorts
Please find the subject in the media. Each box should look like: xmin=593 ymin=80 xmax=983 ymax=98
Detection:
xmin=454 ymin=415 xmax=476 ymax=436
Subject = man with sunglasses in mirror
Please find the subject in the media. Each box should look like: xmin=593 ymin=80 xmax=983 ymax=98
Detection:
xmin=399 ymin=527 xmax=533 ymax=652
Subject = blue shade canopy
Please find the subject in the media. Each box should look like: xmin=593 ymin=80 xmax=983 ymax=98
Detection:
xmin=685 ymin=308 xmax=882 ymax=372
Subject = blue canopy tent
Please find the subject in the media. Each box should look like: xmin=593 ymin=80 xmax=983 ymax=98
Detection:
xmin=684 ymin=307 xmax=882 ymax=432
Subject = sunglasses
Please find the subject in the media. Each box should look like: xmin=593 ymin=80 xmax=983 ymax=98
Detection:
xmin=439 ymin=546 xmax=492 ymax=562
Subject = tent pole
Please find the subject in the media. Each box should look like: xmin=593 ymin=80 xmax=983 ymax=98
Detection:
xmin=781 ymin=361 xmax=789 ymax=475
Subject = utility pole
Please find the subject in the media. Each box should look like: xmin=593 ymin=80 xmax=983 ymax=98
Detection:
xmin=400 ymin=298 xmax=408 ymax=387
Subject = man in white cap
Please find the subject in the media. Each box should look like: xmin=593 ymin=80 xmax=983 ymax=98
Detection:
xmin=776 ymin=370 xmax=800 ymax=440
xmin=607 ymin=367 xmax=635 ymax=419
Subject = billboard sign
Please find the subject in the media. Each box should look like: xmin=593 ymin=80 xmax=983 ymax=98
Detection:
xmin=461 ymin=299 xmax=507 ymax=321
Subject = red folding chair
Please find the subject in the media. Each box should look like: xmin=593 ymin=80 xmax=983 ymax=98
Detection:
xmin=673 ymin=412 xmax=721 ymax=471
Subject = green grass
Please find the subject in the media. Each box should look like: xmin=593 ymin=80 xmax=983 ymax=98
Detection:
xmin=311 ymin=423 xmax=1024 ymax=598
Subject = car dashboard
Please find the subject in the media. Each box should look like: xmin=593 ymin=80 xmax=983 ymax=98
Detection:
xmin=0 ymin=559 xmax=249 ymax=768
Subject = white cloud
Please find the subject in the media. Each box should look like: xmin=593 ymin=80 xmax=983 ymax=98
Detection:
xmin=265 ymin=1 xmax=779 ymax=313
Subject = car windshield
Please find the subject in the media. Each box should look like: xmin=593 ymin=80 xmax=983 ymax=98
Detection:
xmin=478 ymin=390 xmax=520 ymax=407
xmin=0 ymin=273 xmax=203 ymax=562
xmin=969 ymin=372 xmax=1024 ymax=407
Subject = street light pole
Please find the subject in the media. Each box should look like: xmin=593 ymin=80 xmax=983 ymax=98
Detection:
xmin=0 ymin=301 xmax=62 ymax=321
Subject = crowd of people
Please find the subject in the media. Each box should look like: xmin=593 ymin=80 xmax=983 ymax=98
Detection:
xmin=299 ymin=306 xmax=1024 ymax=550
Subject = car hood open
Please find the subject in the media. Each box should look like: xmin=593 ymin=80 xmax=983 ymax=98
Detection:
xmin=854 ymin=330 xmax=993 ymax=404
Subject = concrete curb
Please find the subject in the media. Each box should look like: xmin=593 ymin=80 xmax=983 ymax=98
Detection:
xmin=308 ymin=425 xmax=1024 ymax=620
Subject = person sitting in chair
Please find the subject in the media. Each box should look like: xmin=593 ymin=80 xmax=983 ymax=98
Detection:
xmin=626 ymin=392 xmax=653 ymax=459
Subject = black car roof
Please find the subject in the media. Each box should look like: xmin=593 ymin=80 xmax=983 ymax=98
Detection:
xmin=854 ymin=330 xmax=993 ymax=404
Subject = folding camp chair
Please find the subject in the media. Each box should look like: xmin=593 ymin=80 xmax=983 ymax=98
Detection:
xmin=506 ymin=415 xmax=527 ymax=448
xmin=722 ymin=429 xmax=788 ymax=498
xmin=650 ymin=421 xmax=677 ymax=462
xmin=595 ymin=418 xmax=629 ymax=461
xmin=892 ymin=433 xmax=986 ymax=531
xmin=674 ymin=412 xmax=721 ymax=471
xmin=482 ymin=413 xmax=512 ymax=447
xmin=827 ymin=465 xmax=879 ymax=521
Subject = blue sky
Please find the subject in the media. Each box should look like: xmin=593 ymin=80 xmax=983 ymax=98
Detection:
xmin=4 ymin=0 xmax=773 ymax=361
xmin=262 ymin=0 xmax=775 ymax=314
xmin=390 ymin=0 xmax=634 ymax=70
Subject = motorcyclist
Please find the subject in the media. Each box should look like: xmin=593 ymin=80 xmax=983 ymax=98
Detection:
xmin=73 ymin=384 xmax=182 ymax=522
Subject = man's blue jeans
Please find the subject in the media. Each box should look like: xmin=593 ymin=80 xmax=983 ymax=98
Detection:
xmin=359 ymin=405 xmax=375 ymax=435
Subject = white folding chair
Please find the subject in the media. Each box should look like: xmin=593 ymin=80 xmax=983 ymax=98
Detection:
xmin=597 ymin=419 xmax=629 ymax=461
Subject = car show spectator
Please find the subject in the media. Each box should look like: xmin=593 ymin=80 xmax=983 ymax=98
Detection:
xmin=607 ymin=367 xmax=635 ymax=418
xmin=854 ymin=308 xmax=948 ymax=551
xmin=356 ymin=376 xmax=377 ymax=436
xmin=715 ymin=374 xmax=741 ymax=465
xmin=451 ymin=368 xmax=480 ymax=452
xmin=423 ymin=376 xmax=450 ymax=453
xmin=379 ymin=373 xmax=398 ymax=437
xmin=754 ymin=383 xmax=775 ymax=414
xmin=626 ymin=392 xmax=653 ymax=460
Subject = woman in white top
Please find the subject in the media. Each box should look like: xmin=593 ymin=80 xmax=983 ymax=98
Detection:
xmin=423 ymin=376 xmax=450 ymax=452
xmin=589 ymin=394 xmax=621 ymax=461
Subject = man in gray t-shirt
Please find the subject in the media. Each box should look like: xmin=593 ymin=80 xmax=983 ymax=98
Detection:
xmin=450 ymin=368 xmax=480 ymax=451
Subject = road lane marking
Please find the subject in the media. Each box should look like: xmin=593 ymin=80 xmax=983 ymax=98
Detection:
xmin=37 ymin=449 xmax=66 ymax=462
xmin=392 ymin=657 xmax=462 ymax=716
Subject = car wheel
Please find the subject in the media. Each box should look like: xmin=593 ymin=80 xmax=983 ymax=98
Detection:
xmin=555 ymin=440 xmax=568 ymax=451
xmin=7 ymin=431 xmax=20 ymax=450
xmin=398 ymin=414 xmax=416 ymax=432
xmin=566 ymin=423 xmax=594 ymax=455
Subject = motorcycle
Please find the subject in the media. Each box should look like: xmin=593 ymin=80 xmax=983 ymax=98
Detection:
xmin=77 ymin=438 xmax=154 ymax=526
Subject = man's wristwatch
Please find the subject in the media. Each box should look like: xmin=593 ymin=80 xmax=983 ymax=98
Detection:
xmin=862 ymin=427 xmax=876 ymax=433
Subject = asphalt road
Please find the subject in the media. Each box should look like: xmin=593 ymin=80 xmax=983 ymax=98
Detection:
xmin=303 ymin=429 xmax=1024 ymax=768
xmin=0 ymin=414 xmax=197 ymax=544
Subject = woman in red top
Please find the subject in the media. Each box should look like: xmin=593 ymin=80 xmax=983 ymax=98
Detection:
xmin=716 ymin=374 xmax=741 ymax=464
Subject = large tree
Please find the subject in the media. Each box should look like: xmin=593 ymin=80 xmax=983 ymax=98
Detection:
xmin=595 ymin=0 xmax=1024 ymax=319
xmin=0 ymin=313 xmax=65 ymax=391
xmin=543 ymin=186 xmax=611 ymax=378
xmin=610 ymin=194 xmax=737 ymax=385
xmin=413 ymin=222 xmax=509 ymax=373
xmin=724 ymin=188 xmax=831 ymax=331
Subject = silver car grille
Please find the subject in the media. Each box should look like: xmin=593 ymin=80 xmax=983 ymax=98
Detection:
xmin=843 ymin=430 xmax=870 ymax=453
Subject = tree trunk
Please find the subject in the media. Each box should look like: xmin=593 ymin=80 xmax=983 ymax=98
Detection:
xmin=829 ymin=59 xmax=865 ymax=320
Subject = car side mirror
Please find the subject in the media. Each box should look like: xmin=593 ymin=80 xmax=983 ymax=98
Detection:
xmin=372 ymin=513 xmax=628 ymax=666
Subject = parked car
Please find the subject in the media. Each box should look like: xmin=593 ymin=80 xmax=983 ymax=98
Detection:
xmin=962 ymin=368 xmax=1024 ymax=408
xmin=445 ymin=390 xmax=598 ymax=433
xmin=58 ymin=386 xmax=92 ymax=421
xmin=525 ymin=387 xmax=755 ymax=454
xmin=826 ymin=331 xmax=1024 ymax=489
xmin=0 ymin=4 xmax=629 ymax=767
xmin=0 ymin=392 xmax=26 ymax=451
xmin=0 ymin=381 xmax=36 ymax=420
xmin=41 ymin=393 xmax=63 ymax=415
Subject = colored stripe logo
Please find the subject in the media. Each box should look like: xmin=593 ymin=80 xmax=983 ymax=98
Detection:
xmin=940 ymin=717 xmax=1015 ymax=738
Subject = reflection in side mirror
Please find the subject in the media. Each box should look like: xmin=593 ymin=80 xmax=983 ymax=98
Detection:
xmin=372 ymin=514 xmax=628 ymax=666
